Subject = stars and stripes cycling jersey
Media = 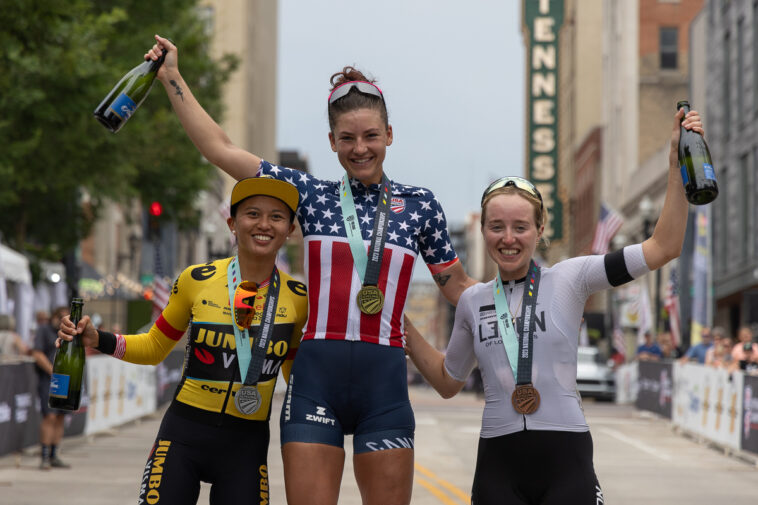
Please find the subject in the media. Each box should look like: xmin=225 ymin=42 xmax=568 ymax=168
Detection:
xmin=96 ymin=257 xmax=308 ymax=425
xmin=258 ymin=160 xmax=459 ymax=347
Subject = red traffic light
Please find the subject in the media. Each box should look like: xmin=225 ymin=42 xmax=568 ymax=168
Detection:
xmin=149 ymin=201 xmax=163 ymax=217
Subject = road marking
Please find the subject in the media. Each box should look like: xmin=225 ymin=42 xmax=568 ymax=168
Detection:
xmin=415 ymin=463 xmax=470 ymax=505
xmin=597 ymin=427 xmax=672 ymax=461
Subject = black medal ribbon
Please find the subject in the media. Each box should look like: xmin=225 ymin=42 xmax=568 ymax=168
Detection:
xmin=516 ymin=260 xmax=541 ymax=385
xmin=363 ymin=174 xmax=393 ymax=288
xmin=242 ymin=267 xmax=280 ymax=386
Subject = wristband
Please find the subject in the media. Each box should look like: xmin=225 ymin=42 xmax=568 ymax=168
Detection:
xmin=95 ymin=330 xmax=117 ymax=355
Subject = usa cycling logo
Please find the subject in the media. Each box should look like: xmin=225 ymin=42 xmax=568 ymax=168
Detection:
xmin=390 ymin=197 xmax=405 ymax=214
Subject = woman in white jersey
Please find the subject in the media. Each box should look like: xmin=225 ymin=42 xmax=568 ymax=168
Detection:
xmin=145 ymin=35 xmax=476 ymax=505
xmin=405 ymin=107 xmax=703 ymax=504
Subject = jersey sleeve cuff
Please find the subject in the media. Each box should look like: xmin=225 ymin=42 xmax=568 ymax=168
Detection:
xmin=95 ymin=330 xmax=117 ymax=355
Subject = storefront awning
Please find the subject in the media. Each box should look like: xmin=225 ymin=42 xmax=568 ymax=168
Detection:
xmin=0 ymin=243 xmax=31 ymax=284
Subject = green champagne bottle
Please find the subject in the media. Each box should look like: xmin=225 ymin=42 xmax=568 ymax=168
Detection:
xmin=48 ymin=298 xmax=85 ymax=411
xmin=677 ymin=100 xmax=718 ymax=205
xmin=93 ymin=49 xmax=166 ymax=133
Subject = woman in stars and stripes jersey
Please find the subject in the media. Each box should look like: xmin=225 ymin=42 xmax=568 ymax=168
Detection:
xmin=147 ymin=35 xmax=476 ymax=505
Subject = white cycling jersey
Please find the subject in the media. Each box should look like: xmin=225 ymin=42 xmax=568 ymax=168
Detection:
xmin=444 ymin=244 xmax=649 ymax=438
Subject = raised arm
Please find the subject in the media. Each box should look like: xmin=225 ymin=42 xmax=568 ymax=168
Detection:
xmin=147 ymin=34 xmax=259 ymax=181
xmin=404 ymin=316 xmax=465 ymax=399
xmin=641 ymin=108 xmax=703 ymax=271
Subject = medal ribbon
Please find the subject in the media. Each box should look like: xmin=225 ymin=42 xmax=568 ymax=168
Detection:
xmin=339 ymin=173 xmax=393 ymax=287
xmin=492 ymin=260 xmax=541 ymax=383
xmin=226 ymin=257 xmax=281 ymax=386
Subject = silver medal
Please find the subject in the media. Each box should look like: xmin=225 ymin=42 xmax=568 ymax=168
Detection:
xmin=235 ymin=385 xmax=261 ymax=415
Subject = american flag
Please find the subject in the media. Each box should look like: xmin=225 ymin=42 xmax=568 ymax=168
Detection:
xmin=591 ymin=203 xmax=624 ymax=254
xmin=664 ymin=268 xmax=681 ymax=347
xmin=151 ymin=241 xmax=170 ymax=321
xmin=260 ymin=160 xmax=458 ymax=347
xmin=613 ymin=326 xmax=627 ymax=358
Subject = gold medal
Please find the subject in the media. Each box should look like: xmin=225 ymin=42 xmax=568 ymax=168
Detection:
xmin=511 ymin=384 xmax=540 ymax=415
xmin=356 ymin=285 xmax=384 ymax=315
xmin=235 ymin=385 xmax=262 ymax=415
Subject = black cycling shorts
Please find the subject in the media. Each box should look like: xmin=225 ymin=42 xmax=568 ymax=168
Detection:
xmin=280 ymin=339 xmax=415 ymax=454
xmin=137 ymin=408 xmax=271 ymax=504
xmin=471 ymin=430 xmax=603 ymax=505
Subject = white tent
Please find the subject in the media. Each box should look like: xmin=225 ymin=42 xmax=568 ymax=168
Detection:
xmin=0 ymin=242 xmax=32 ymax=284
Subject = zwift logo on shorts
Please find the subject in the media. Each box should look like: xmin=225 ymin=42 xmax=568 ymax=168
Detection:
xmin=305 ymin=405 xmax=336 ymax=426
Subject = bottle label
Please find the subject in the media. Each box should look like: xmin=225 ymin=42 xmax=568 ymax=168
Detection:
xmin=108 ymin=93 xmax=137 ymax=120
xmin=50 ymin=373 xmax=70 ymax=398
xmin=680 ymin=164 xmax=689 ymax=185
xmin=703 ymin=163 xmax=716 ymax=181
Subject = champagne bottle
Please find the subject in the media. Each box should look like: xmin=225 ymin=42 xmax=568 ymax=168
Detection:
xmin=49 ymin=298 xmax=85 ymax=411
xmin=677 ymin=100 xmax=718 ymax=205
xmin=93 ymin=49 xmax=166 ymax=133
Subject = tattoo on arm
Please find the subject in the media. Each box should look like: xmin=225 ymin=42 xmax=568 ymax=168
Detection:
xmin=169 ymin=80 xmax=184 ymax=102
xmin=432 ymin=273 xmax=451 ymax=287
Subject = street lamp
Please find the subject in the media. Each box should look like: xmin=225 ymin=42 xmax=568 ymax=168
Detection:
xmin=638 ymin=195 xmax=661 ymax=332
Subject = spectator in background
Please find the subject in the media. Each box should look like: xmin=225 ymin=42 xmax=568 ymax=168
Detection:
xmin=731 ymin=326 xmax=757 ymax=363
xmin=31 ymin=306 xmax=70 ymax=470
xmin=705 ymin=327 xmax=732 ymax=369
xmin=0 ymin=314 xmax=29 ymax=359
xmin=681 ymin=326 xmax=712 ymax=364
xmin=658 ymin=332 xmax=681 ymax=360
xmin=636 ymin=331 xmax=662 ymax=361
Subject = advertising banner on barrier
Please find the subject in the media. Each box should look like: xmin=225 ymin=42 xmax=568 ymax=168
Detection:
xmin=0 ymin=362 xmax=41 ymax=456
xmin=673 ymin=363 xmax=742 ymax=450
xmin=614 ymin=362 xmax=639 ymax=404
xmin=636 ymin=361 xmax=673 ymax=418
xmin=742 ymin=374 xmax=758 ymax=455
xmin=85 ymin=355 xmax=157 ymax=435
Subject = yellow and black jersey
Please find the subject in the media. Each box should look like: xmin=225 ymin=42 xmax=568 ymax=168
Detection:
xmin=96 ymin=257 xmax=307 ymax=425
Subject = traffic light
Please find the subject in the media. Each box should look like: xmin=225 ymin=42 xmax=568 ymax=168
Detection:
xmin=148 ymin=201 xmax=162 ymax=240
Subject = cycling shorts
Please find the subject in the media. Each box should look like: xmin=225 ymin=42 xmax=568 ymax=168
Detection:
xmin=280 ymin=339 xmax=415 ymax=454
xmin=137 ymin=408 xmax=272 ymax=505
xmin=471 ymin=430 xmax=603 ymax=505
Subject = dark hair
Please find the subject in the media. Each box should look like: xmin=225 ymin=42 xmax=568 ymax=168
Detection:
xmin=230 ymin=196 xmax=295 ymax=223
xmin=328 ymin=66 xmax=388 ymax=131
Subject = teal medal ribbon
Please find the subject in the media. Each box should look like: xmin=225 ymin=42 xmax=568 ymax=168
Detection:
xmin=493 ymin=273 xmax=521 ymax=381
xmin=339 ymin=173 xmax=393 ymax=314
xmin=493 ymin=260 xmax=542 ymax=414
xmin=226 ymin=257 xmax=281 ymax=414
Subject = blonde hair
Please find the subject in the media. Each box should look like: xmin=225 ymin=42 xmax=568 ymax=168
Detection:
xmin=480 ymin=187 xmax=550 ymax=247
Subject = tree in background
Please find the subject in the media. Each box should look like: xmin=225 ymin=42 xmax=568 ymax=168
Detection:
xmin=0 ymin=0 xmax=238 ymax=274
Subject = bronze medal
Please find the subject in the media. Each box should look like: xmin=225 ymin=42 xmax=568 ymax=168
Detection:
xmin=356 ymin=285 xmax=384 ymax=315
xmin=235 ymin=385 xmax=262 ymax=415
xmin=511 ymin=383 xmax=540 ymax=415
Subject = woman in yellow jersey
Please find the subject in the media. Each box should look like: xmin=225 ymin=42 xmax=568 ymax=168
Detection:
xmin=58 ymin=177 xmax=307 ymax=504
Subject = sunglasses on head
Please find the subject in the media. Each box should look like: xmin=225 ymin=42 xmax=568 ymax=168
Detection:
xmin=481 ymin=176 xmax=543 ymax=210
xmin=234 ymin=281 xmax=258 ymax=330
xmin=328 ymin=81 xmax=384 ymax=106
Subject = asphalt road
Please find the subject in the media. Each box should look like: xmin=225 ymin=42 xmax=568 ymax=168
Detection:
xmin=2 ymin=386 xmax=758 ymax=504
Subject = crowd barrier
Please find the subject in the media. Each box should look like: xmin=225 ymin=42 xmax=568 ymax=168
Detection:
xmin=0 ymin=351 xmax=185 ymax=457
xmin=615 ymin=360 xmax=758 ymax=457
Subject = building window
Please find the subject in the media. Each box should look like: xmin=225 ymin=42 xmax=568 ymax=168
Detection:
xmin=660 ymin=27 xmax=678 ymax=69
xmin=737 ymin=18 xmax=744 ymax=124
xmin=724 ymin=32 xmax=731 ymax=138
xmin=741 ymin=154 xmax=749 ymax=262
xmin=754 ymin=2 xmax=758 ymax=115
xmin=717 ymin=166 xmax=728 ymax=274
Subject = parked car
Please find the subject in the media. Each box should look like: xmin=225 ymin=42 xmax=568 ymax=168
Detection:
xmin=576 ymin=346 xmax=616 ymax=401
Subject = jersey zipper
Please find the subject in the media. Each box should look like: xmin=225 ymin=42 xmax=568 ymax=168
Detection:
xmin=218 ymin=367 xmax=236 ymax=426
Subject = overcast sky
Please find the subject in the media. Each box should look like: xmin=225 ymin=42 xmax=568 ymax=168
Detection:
xmin=276 ymin=0 xmax=526 ymax=228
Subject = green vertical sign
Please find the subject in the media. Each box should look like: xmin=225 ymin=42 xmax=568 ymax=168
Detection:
xmin=523 ymin=0 xmax=564 ymax=240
